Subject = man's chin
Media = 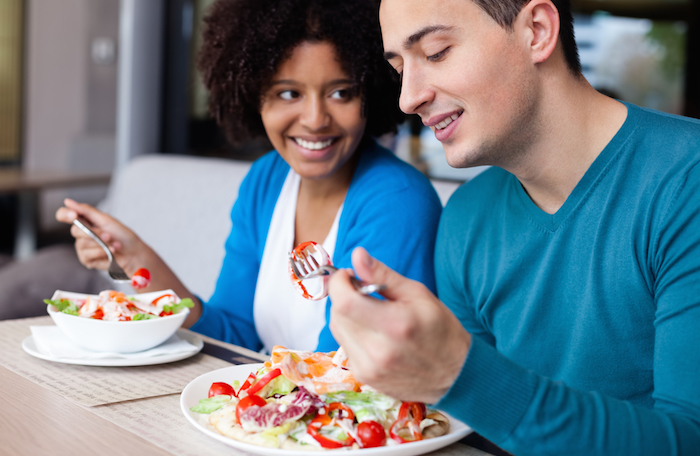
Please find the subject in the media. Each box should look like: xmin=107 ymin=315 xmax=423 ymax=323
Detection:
xmin=444 ymin=150 xmax=471 ymax=169
xmin=443 ymin=145 xmax=487 ymax=169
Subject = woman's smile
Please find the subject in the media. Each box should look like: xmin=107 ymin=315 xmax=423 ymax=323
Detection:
xmin=260 ymin=41 xmax=367 ymax=181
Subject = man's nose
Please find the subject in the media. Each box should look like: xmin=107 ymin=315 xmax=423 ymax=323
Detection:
xmin=398 ymin=65 xmax=433 ymax=115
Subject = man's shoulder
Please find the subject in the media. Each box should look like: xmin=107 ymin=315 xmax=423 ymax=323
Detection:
xmin=627 ymin=104 xmax=700 ymax=148
xmin=619 ymin=104 xmax=700 ymax=184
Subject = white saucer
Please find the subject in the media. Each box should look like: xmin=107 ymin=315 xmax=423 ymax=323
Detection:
xmin=22 ymin=329 xmax=203 ymax=367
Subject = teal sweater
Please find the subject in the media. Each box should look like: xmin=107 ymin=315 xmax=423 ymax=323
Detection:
xmin=435 ymin=103 xmax=700 ymax=455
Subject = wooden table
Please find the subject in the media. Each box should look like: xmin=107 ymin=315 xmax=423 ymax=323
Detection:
xmin=0 ymin=367 xmax=173 ymax=456
xmin=0 ymin=167 xmax=111 ymax=259
xmin=0 ymin=317 xmax=496 ymax=456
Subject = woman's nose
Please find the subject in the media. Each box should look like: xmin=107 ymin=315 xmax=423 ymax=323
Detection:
xmin=300 ymin=97 xmax=330 ymax=130
xmin=398 ymin=65 xmax=433 ymax=115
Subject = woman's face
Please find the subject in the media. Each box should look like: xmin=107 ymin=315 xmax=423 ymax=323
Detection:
xmin=260 ymin=41 xmax=367 ymax=181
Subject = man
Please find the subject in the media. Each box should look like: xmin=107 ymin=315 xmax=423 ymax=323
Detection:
xmin=328 ymin=0 xmax=700 ymax=454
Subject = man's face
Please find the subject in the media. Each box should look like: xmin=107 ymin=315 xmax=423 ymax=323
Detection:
xmin=380 ymin=0 xmax=540 ymax=169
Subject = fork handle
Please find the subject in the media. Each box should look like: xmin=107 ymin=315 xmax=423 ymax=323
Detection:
xmin=350 ymin=277 xmax=387 ymax=296
xmin=73 ymin=217 xmax=114 ymax=262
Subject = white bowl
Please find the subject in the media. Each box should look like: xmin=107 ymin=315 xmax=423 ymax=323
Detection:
xmin=46 ymin=289 xmax=189 ymax=353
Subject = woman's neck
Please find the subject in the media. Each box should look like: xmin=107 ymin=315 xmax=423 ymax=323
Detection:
xmin=293 ymin=152 xmax=359 ymax=246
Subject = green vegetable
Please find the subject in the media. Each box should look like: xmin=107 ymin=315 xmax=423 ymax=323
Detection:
xmin=325 ymin=390 xmax=400 ymax=423
xmin=132 ymin=313 xmax=158 ymax=320
xmin=262 ymin=373 xmax=296 ymax=397
xmin=259 ymin=422 xmax=292 ymax=448
xmin=190 ymin=394 xmax=232 ymax=414
xmin=162 ymin=297 xmax=195 ymax=315
xmin=324 ymin=390 xmax=397 ymax=405
xmin=44 ymin=299 xmax=79 ymax=316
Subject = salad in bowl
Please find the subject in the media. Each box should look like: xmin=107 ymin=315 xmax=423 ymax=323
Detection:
xmin=45 ymin=289 xmax=193 ymax=353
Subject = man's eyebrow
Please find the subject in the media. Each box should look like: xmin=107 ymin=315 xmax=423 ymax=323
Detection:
xmin=383 ymin=25 xmax=454 ymax=60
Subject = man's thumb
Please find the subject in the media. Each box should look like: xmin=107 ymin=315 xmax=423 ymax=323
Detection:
xmin=351 ymin=247 xmax=408 ymax=300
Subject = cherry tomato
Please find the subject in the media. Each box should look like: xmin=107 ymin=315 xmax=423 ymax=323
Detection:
xmin=236 ymin=394 xmax=267 ymax=423
xmin=131 ymin=268 xmax=151 ymax=289
xmin=357 ymin=421 xmax=386 ymax=448
xmin=208 ymin=382 xmax=236 ymax=398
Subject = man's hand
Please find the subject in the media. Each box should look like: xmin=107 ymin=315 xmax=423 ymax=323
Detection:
xmin=329 ymin=247 xmax=471 ymax=404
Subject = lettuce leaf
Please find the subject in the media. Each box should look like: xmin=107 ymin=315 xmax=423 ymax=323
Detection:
xmin=189 ymin=394 xmax=233 ymax=414
xmin=162 ymin=297 xmax=195 ymax=315
xmin=44 ymin=299 xmax=79 ymax=316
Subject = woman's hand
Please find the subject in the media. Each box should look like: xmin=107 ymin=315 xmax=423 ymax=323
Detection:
xmin=55 ymin=198 xmax=146 ymax=276
xmin=55 ymin=198 xmax=203 ymax=326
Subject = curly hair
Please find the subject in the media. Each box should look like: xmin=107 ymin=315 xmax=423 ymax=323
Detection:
xmin=197 ymin=0 xmax=404 ymax=144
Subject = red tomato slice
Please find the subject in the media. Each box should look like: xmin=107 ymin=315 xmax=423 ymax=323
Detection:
xmin=208 ymin=382 xmax=236 ymax=398
xmin=246 ymin=368 xmax=281 ymax=396
xmin=327 ymin=402 xmax=354 ymax=421
xmin=239 ymin=372 xmax=257 ymax=393
xmin=357 ymin=421 xmax=386 ymax=448
xmin=131 ymin=268 xmax=151 ymax=289
xmin=236 ymin=395 xmax=267 ymax=423
xmin=398 ymin=402 xmax=426 ymax=421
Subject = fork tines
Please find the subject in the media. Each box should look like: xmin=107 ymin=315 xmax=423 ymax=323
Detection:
xmin=289 ymin=253 xmax=304 ymax=279
xmin=289 ymin=251 xmax=326 ymax=279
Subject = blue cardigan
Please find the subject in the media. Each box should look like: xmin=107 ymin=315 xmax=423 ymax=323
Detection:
xmin=191 ymin=140 xmax=442 ymax=352
xmin=435 ymin=103 xmax=700 ymax=455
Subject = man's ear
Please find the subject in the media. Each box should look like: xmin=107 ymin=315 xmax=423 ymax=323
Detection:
xmin=520 ymin=0 xmax=560 ymax=64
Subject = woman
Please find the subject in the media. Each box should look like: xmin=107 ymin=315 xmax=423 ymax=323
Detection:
xmin=57 ymin=0 xmax=442 ymax=353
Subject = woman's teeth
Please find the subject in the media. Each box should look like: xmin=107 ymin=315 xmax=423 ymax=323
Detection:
xmin=435 ymin=113 xmax=460 ymax=130
xmin=295 ymin=138 xmax=334 ymax=150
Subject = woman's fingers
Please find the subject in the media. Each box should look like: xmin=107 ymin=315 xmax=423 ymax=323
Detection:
xmin=55 ymin=206 xmax=76 ymax=224
xmin=75 ymin=238 xmax=109 ymax=270
xmin=57 ymin=199 xmax=109 ymax=227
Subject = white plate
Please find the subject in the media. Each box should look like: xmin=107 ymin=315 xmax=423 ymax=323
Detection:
xmin=181 ymin=364 xmax=473 ymax=456
xmin=22 ymin=329 xmax=203 ymax=367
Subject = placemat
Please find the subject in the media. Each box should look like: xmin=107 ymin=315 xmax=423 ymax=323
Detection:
xmin=0 ymin=317 xmax=262 ymax=407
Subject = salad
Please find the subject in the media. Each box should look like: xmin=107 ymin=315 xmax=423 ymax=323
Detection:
xmin=189 ymin=346 xmax=450 ymax=450
xmin=44 ymin=290 xmax=193 ymax=321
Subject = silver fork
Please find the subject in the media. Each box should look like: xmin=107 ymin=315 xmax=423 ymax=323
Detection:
xmin=289 ymin=251 xmax=386 ymax=297
xmin=72 ymin=217 xmax=131 ymax=282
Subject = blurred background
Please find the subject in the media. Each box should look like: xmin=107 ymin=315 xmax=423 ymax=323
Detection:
xmin=0 ymin=0 xmax=698 ymax=259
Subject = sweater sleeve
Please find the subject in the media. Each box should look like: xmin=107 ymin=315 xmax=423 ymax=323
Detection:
xmin=436 ymin=164 xmax=700 ymax=456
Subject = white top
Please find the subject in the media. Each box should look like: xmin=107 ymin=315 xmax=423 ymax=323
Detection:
xmin=254 ymin=170 xmax=343 ymax=353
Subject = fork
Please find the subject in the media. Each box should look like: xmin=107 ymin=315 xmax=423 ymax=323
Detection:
xmin=72 ymin=217 xmax=131 ymax=282
xmin=289 ymin=251 xmax=386 ymax=296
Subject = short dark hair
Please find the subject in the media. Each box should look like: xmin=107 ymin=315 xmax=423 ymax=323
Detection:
xmin=470 ymin=0 xmax=581 ymax=75
xmin=197 ymin=0 xmax=404 ymax=144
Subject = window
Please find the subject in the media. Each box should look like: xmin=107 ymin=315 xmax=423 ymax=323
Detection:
xmin=0 ymin=0 xmax=23 ymax=164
